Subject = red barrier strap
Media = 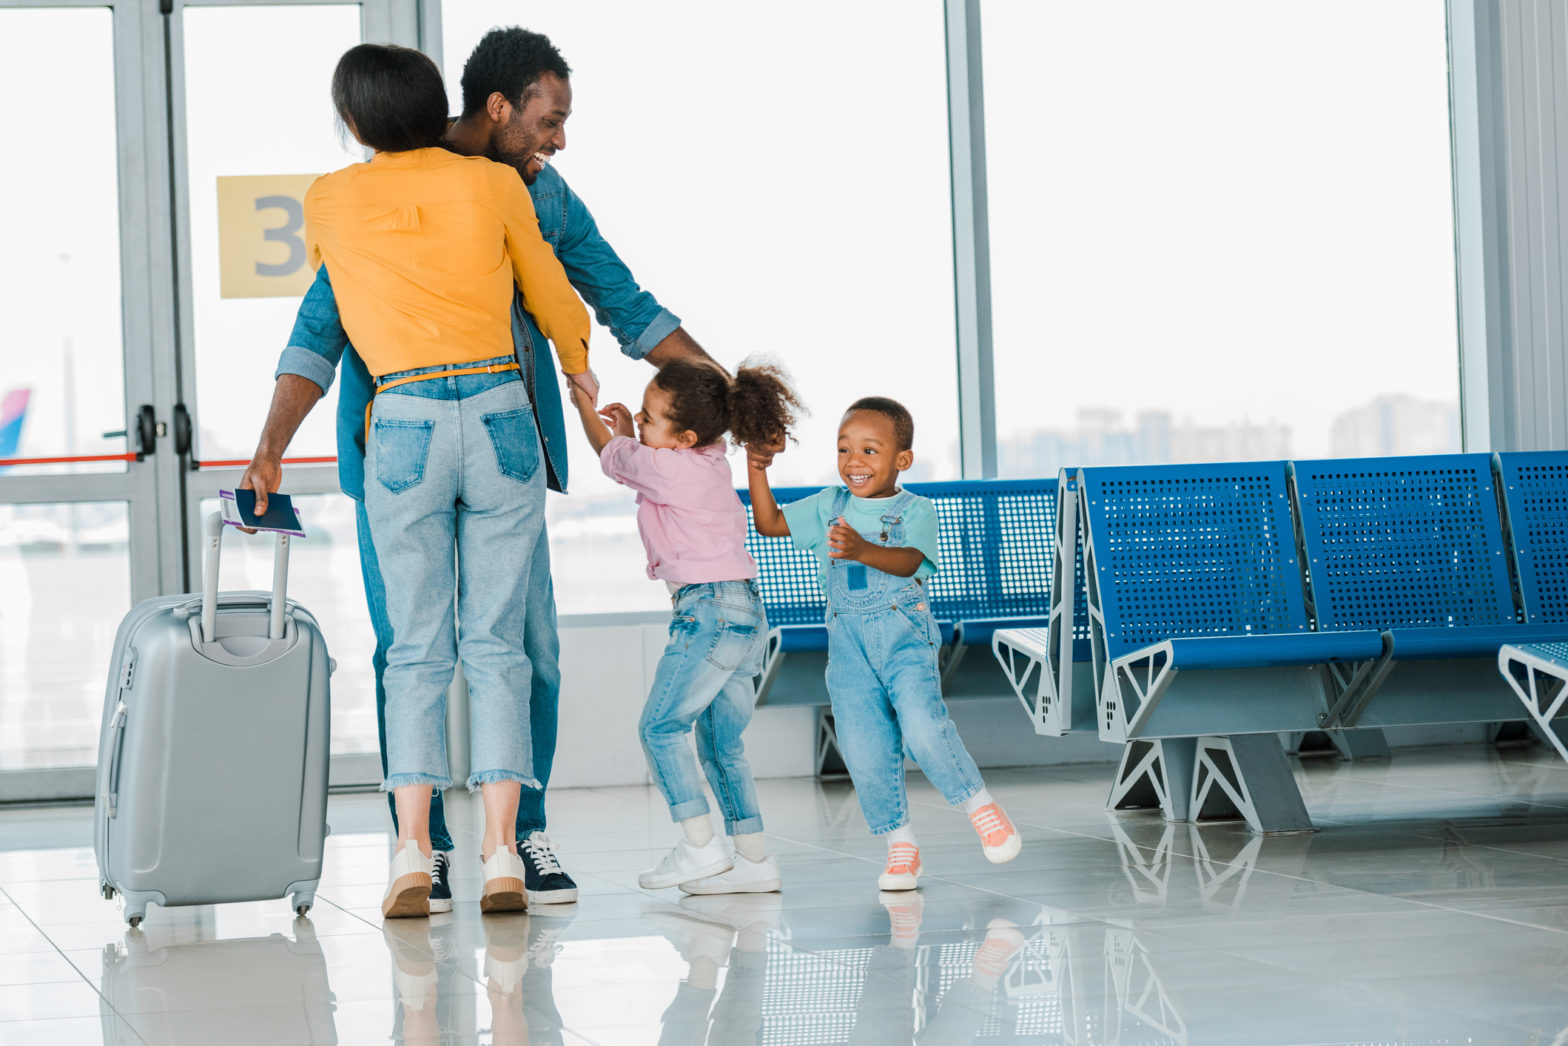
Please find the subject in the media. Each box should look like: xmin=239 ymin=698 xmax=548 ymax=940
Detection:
xmin=197 ymin=456 xmax=338 ymax=469
xmin=0 ymin=453 xmax=139 ymax=467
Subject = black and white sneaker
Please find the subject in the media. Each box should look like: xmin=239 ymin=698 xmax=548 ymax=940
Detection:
xmin=517 ymin=831 xmax=579 ymax=905
xmin=429 ymin=850 xmax=454 ymax=914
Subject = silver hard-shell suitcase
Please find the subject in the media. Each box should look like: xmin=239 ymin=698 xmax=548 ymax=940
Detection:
xmin=95 ymin=511 xmax=332 ymax=926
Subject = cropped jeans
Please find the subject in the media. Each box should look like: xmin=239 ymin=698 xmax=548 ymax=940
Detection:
xmin=640 ymin=580 xmax=768 ymax=835
xmin=364 ymin=356 xmax=545 ymax=790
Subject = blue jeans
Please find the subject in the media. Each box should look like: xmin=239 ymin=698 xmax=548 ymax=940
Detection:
xmin=640 ymin=581 xmax=767 ymax=835
xmin=357 ymin=502 xmax=559 ymax=852
xmin=363 ymin=358 xmax=545 ymax=790
xmin=826 ymin=581 xmax=985 ymax=834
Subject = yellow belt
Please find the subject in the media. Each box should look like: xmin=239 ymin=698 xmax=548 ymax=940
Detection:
xmin=365 ymin=361 xmax=521 ymax=441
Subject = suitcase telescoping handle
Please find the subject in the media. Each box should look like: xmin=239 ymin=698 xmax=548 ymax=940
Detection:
xmin=201 ymin=510 xmax=290 ymax=644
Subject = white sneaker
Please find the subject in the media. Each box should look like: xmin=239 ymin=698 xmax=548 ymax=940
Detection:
xmin=382 ymin=841 xmax=433 ymax=919
xmin=638 ymin=836 xmax=733 ymax=890
xmin=481 ymin=848 xmax=528 ymax=913
xmin=679 ymin=852 xmax=782 ymax=895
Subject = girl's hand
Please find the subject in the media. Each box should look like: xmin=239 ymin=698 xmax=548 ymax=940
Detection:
xmin=566 ymin=369 xmax=600 ymax=407
xmin=746 ymin=434 xmax=786 ymax=471
xmin=599 ymin=403 xmax=635 ymax=440
xmin=827 ymin=517 xmax=870 ymax=561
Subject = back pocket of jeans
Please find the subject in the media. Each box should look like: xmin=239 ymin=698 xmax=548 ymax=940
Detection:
xmin=373 ymin=419 xmax=434 ymax=494
xmin=482 ymin=407 xmax=540 ymax=483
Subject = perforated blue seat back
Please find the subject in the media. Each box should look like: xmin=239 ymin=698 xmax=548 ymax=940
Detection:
xmin=1292 ymin=454 xmax=1515 ymax=631
xmin=1497 ymin=451 xmax=1568 ymax=624
xmin=1079 ymin=462 xmax=1309 ymax=662
xmin=739 ymin=478 xmax=1069 ymax=628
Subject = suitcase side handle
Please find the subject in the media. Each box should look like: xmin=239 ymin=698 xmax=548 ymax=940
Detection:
xmin=202 ymin=511 xmax=290 ymax=644
xmin=103 ymin=700 xmax=128 ymax=818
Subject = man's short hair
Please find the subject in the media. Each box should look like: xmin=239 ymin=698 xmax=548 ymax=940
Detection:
xmin=845 ymin=396 xmax=915 ymax=451
xmin=460 ymin=27 xmax=572 ymax=117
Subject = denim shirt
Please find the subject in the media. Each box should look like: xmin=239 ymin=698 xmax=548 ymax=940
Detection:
xmin=274 ymin=163 xmax=681 ymax=499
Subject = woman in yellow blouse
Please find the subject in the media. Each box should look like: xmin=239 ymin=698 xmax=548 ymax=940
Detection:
xmin=303 ymin=43 xmax=588 ymax=919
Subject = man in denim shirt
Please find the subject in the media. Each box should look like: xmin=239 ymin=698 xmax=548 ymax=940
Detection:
xmin=240 ymin=27 xmax=716 ymax=911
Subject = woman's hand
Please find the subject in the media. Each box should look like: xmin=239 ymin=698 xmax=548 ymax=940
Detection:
xmin=598 ymin=403 xmax=636 ymax=440
xmin=566 ymin=369 xmax=600 ymax=407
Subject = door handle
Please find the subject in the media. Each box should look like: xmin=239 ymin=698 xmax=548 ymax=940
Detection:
xmin=173 ymin=403 xmax=192 ymax=459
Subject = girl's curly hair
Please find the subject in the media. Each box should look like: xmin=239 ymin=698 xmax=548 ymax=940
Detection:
xmin=653 ymin=356 xmax=805 ymax=450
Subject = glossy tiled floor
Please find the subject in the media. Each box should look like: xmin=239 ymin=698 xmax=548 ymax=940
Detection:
xmin=5 ymin=745 xmax=1568 ymax=1044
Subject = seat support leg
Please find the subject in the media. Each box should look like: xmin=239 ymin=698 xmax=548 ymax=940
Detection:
xmin=1106 ymin=738 xmax=1197 ymax=822
xmin=816 ymin=709 xmax=847 ymax=777
xmin=1191 ymin=734 xmax=1315 ymax=835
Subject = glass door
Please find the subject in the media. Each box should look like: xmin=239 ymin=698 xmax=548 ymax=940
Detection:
xmin=168 ymin=0 xmax=394 ymax=786
xmin=0 ymin=2 xmax=169 ymax=799
xmin=0 ymin=0 xmax=411 ymax=800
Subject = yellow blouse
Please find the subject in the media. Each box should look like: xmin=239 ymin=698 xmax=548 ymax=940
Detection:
xmin=304 ymin=147 xmax=589 ymax=378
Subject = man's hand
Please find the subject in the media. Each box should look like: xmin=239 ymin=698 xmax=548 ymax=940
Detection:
xmin=599 ymin=403 xmax=635 ymax=440
xmin=236 ymin=455 xmax=282 ymax=535
xmin=746 ymin=434 xmax=787 ymax=471
xmin=566 ymin=369 xmax=600 ymax=407
xmin=828 ymin=517 xmax=871 ymax=561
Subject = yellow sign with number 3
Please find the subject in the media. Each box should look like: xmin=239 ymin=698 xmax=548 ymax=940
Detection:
xmin=216 ymin=174 xmax=322 ymax=298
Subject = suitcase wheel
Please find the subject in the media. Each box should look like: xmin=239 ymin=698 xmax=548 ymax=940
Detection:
xmin=296 ymin=903 xmax=312 ymax=918
xmin=292 ymin=889 xmax=315 ymax=919
xmin=100 ymin=882 xmax=116 ymax=901
xmin=126 ymin=913 xmax=144 ymax=929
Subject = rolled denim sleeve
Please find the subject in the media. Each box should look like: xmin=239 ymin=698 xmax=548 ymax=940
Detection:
xmin=555 ymin=181 xmax=680 ymax=361
xmin=273 ymin=265 xmax=349 ymax=394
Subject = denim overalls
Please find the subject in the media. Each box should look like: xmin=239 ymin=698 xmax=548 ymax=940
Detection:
xmin=822 ymin=488 xmax=983 ymax=834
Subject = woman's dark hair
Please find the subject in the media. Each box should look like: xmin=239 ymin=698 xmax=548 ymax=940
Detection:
xmin=332 ymin=43 xmax=448 ymax=153
xmin=461 ymin=27 xmax=572 ymax=117
xmin=653 ymin=357 xmax=805 ymax=450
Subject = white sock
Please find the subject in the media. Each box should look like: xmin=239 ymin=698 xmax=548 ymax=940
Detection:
xmin=962 ymin=788 xmax=995 ymax=815
xmin=732 ymin=832 xmax=767 ymax=863
xmin=886 ymin=824 xmax=917 ymax=848
xmin=681 ymin=815 xmax=715 ymax=848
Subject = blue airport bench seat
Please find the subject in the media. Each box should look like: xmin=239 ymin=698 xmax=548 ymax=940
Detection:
xmin=738 ymin=478 xmax=1064 ymax=725
xmin=1080 ymin=460 xmax=1385 ymax=834
xmin=1292 ymin=453 xmax=1568 ymax=733
xmin=1494 ymin=450 xmax=1568 ymax=759
xmin=990 ymin=468 xmax=1096 ymax=737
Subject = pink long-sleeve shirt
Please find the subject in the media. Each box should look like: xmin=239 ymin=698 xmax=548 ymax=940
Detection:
xmin=599 ymin=436 xmax=758 ymax=586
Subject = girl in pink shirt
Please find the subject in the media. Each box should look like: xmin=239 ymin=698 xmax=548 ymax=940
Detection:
xmin=570 ymin=360 xmax=802 ymax=894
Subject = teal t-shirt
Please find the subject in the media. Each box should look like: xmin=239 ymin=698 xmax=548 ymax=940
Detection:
xmin=782 ymin=487 xmax=940 ymax=593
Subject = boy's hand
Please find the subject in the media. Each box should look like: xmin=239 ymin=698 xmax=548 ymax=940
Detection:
xmin=828 ymin=517 xmax=870 ymax=561
xmin=746 ymin=434 xmax=787 ymax=471
xmin=599 ymin=403 xmax=635 ymax=440
xmin=566 ymin=369 xmax=600 ymax=407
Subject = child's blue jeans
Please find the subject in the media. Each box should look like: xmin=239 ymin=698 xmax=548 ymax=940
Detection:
xmin=640 ymin=580 xmax=768 ymax=835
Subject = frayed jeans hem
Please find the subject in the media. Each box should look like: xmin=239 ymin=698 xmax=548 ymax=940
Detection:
xmin=467 ymin=770 xmax=542 ymax=790
xmin=383 ymin=774 xmax=452 ymax=792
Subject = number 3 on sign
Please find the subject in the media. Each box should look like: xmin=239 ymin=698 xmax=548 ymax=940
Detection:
xmin=216 ymin=174 xmax=322 ymax=298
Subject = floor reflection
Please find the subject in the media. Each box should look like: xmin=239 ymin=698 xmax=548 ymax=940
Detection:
xmin=99 ymin=917 xmax=336 ymax=1044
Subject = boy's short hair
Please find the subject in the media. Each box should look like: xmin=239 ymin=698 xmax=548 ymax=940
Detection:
xmin=845 ymin=396 xmax=915 ymax=451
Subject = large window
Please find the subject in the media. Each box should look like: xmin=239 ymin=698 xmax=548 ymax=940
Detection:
xmin=443 ymin=1 xmax=959 ymax=612
xmin=980 ymin=1 xmax=1460 ymax=474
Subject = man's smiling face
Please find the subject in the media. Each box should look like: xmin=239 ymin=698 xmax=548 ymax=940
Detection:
xmin=488 ymin=71 xmax=572 ymax=184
